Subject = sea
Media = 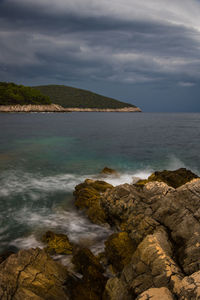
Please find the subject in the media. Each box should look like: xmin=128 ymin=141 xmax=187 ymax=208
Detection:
xmin=0 ymin=112 xmax=200 ymax=256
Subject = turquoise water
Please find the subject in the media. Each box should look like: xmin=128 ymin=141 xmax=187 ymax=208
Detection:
xmin=0 ymin=112 xmax=200 ymax=253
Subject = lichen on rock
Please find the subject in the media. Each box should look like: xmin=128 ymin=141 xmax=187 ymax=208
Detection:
xmin=105 ymin=231 xmax=136 ymax=273
xmin=135 ymin=168 xmax=198 ymax=188
xmin=74 ymin=179 xmax=113 ymax=224
xmin=42 ymin=231 xmax=73 ymax=255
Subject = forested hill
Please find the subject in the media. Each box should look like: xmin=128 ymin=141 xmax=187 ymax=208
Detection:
xmin=33 ymin=85 xmax=136 ymax=109
xmin=0 ymin=82 xmax=51 ymax=105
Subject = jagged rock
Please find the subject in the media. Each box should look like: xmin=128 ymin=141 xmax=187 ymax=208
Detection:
xmin=105 ymin=232 xmax=136 ymax=272
xmin=74 ymin=179 xmax=113 ymax=224
xmin=71 ymin=247 xmax=107 ymax=299
xmin=101 ymin=178 xmax=200 ymax=275
xmin=103 ymin=277 xmax=132 ymax=300
xmin=136 ymin=168 xmax=198 ymax=188
xmin=136 ymin=287 xmax=174 ymax=300
xmin=42 ymin=231 xmax=73 ymax=255
xmin=96 ymin=174 xmax=200 ymax=299
xmin=121 ymin=229 xmax=182 ymax=295
xmin=0 ymin=248 xmax=69 ymax=300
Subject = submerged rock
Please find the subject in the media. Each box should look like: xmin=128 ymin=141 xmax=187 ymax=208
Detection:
xmin=74 ymin=179 xmax=113 ymax=224
xmin=42 ymin=231 xmax=73 ymax=255
xmin=0 ymin=248 xmax=69 ymax=299
xmin=100 ymin=167 xmax=119 ymax=176
xmin=105 ymin=232 xmax=136 ymax=272
xmin=135 ymin=168 xmax=198 ymax=188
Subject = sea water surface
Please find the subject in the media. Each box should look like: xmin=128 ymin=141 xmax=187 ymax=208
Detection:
xmin=0 ymin=112 xmax=200 ymax=254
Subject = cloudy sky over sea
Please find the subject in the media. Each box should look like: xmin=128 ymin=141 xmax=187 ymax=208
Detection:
xmin=0 ymin=0 xmax=200 ymax=111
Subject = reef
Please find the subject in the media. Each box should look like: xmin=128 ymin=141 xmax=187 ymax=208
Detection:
xmin=0 ymin=168 xmax=200 ymax=299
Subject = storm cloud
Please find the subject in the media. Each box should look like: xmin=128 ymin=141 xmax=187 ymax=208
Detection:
xmin=1 ymin=0 xmax=200 ymax=111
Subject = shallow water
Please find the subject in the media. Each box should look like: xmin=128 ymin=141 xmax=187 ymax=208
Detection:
xmin=0 ymin=112 xmax=200 ymax=253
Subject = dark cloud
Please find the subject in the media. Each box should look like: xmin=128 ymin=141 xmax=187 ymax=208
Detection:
xmin=0 ymin=0 xmax=200 ymax=111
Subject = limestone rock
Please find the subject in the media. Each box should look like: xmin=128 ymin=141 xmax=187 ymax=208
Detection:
xmin=135 ymin=168 xmax=198 ymax=188
xmin=42 ymin=231 xmax=73 ymax=255
xmin=0 ymin=248 xmax=69 ymax=300
xmin=74 ymin=179 xmax=113 ymax=224
xmin=105 ymin=232 xmax=136 ymax=272
xmin=101 ymin=178 xmax=200 ymax=275
xmin=103 ymin=277 xmax=132 ymax=300
xmin=136 ymin=287 xmax=174 ymax=300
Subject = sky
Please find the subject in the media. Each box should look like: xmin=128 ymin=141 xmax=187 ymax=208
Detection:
xmin=0 ymin=0 xmax=200 ymax=111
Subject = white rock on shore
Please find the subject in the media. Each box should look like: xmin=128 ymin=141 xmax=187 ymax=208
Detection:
xmin=0 ymin=104 xmax=142 ymax=112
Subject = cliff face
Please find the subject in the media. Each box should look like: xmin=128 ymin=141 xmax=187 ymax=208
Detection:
xmin=0 ymin=104 xmax=142 ymax=112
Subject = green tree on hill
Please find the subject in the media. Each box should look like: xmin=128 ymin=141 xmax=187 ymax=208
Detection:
xmin=0 ymin=82 xmax=51 ymax=105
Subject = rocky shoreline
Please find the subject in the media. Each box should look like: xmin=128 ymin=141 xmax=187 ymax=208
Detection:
xmin=0 ymin=104 xmax=142 ymax=112
xmin=0 ymin=168 xmax=199 ymax=299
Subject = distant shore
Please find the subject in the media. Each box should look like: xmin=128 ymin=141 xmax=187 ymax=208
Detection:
xmin=0 ymin=104 xmax=142 ymax=112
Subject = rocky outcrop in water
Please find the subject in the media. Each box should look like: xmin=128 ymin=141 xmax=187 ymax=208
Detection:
xmin=74 ymin=179 xmax=113 ymax=224
xmin=73 ymin=169 xmax=200 ymax=299
xmin=0 ymin=168 xmax=199 ymax=299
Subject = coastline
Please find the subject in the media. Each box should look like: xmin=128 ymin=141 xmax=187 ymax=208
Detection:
xmin=0 ymin=104 xmax=142 ymax=112
xmin=0 ymin=168 xmax=200 ymax=299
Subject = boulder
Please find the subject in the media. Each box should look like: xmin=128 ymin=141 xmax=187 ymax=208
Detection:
xmin=105 ymin=232 xmax=136 ymax=272
xmin=0 ymin=248 xmax=69 ymax=300
xmin=74 ymin=179 xmax=113 ymax=224
xmin=135 ymin=168 xmax=198 ymax=188
xmin=136 ymin=287 xmax=174 ymax=300
xmin=42 ymin=231 xmax=73 ymax=255
xmin=103 ymin=277 xmax=132 ymax=300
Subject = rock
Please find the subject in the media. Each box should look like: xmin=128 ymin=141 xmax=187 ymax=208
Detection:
xmin=71 ymin=247 xmax=107 ymax=299
xmin=105 ymin=232 xmax=136 ymax=273
xmin=135 ymin=168 xmax=198 ymax=188
xmin=42 ymin=231 xmax=73 ymax=255
xmin=101 ymin=178 xmax=200 ymax=275
xmin=0 ymin=248 xmax=69 ymax=299
xmin=74 ymin=179 xmax=113 ymax=224
xmin=136 ymin=287 xmax=174 ymax=300
xmin=121 ymin=229 xmax=182 ymax=295
xmin=176 ymin=270 xmax=200 ymax=299
xmin=103 ymin=277 xmax=132 ymax=300
xmin=100 ymin=167 xmax=119 ymax=176
xmin=72 ymin=247 xmax=104 ymax=275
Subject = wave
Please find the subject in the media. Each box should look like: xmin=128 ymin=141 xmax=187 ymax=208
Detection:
xmin=0 ymin=169 xmax=153 ymax=199
xmin=10 ymin=207 xmax=112 ymax=254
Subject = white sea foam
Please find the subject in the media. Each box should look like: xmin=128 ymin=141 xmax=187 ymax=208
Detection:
xmin=0 ymin=169 xmax=152 ymax=199
xmin=10 ymin=207 xmax=112 ymax=253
